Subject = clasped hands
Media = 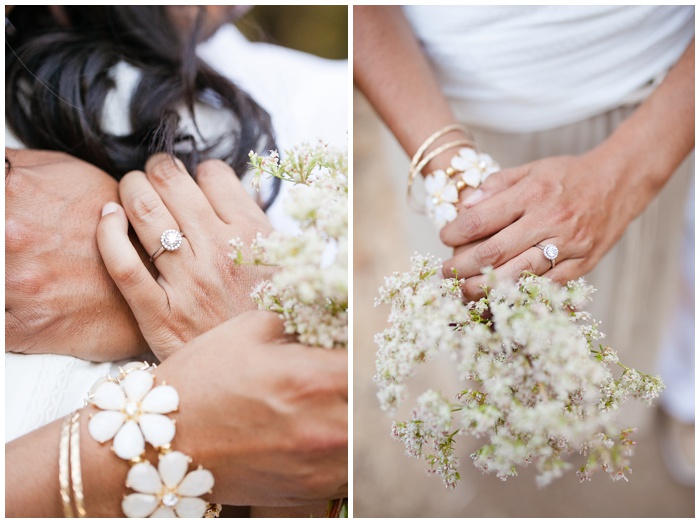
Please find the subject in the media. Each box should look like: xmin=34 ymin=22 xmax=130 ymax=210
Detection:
xmin=96 ymin=153 xmax=276 ymax=361
xmin=5 ymin=149 xmax=348 ymax=508
xmin=6 ymin=149 xmax=274 ymax=360
xmin=438 ymin=146 xmax=641 ymax=299
xmin=109 ymin=155 xmax=348 ymax=507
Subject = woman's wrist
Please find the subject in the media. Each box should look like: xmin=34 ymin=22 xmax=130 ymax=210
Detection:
xmin=408 ymin=124 xmax=499 ymax=228
xmin=416 ymin=129 xmax=474 ymax=174
xmin=590 ymin=120 xmax=679 ymax=226
xmin=80 ymin=404 xmax=132 ymax=517
xmin=5 ymin=408 xmax=129 ymax=518
xmin=81 ymin=363 xmax=218 ymax=518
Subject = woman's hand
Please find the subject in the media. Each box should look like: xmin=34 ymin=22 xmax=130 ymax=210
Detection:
xmin=6 ymin=311 xmax=347 ymax=517
xmin=96 ymin=154 xmax=274 ymax=360
xmin=439 ymin=148 xmax=650 ymax=299
xmin=439 ymin=138 xmax=686 ymax=300
xmin=440 ymin=38 xmax=694 ymax=300
xmin=5 ymin=149 xmax=148 ymax=360
xmin=438 ymin=145 xmax=658 ymax=299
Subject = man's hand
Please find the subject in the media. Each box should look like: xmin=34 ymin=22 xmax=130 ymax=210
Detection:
xmin=5 ymin=149 xmax=148 ymax=360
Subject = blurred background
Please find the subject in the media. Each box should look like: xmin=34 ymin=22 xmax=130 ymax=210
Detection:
xmin=239 ymin=5 xmax=348 ymax=59
xmin=353 ymin=88 xmax=694 ymax=518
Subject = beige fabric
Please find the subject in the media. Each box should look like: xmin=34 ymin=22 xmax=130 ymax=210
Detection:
xmin=388 ymin=103 xmax=693 ymax=402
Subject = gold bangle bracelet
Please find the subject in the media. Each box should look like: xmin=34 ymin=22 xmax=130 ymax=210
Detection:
xmin=205 ymin=504 xmax=223 ymax=518
xmin=412 ymin=139 xmax=476 ymax=179
xmin=408 ymin=124 xmax=473 ymax=174
xmin=70 ymin=411 xmax=86 ymax=517
xmin=59 ymin=413 xmax=75 ymax=518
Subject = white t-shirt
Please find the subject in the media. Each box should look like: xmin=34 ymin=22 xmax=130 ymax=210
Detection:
xmin=5 ymin=25 xmax=348 ymax=442
xmin=403 ymin=5 xmax=694 ymax=132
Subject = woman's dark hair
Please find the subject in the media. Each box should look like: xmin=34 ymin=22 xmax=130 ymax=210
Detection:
xmin=6 ymin=6 xmax=279 ymax=207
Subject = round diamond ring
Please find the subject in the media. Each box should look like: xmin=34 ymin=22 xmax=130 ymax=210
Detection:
xmin=536 ymin=243 xmax=559 ymax=269
xmin=150 ymin=229 xmax=185 ymax=262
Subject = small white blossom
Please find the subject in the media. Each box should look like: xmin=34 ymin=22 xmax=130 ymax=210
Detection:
xmin=375 ymin=257 xmax=664 ymax=488
xmin=414 ymin=390 xmax=453 ymax=434
xmin=239 ymin=143 xmax=347 ymax=349
xmin=227 ymin=238 xmax=245 ymax=264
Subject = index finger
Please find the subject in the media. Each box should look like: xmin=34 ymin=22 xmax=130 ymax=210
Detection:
xmin=439 ymin=190 xmax=522 ymax=247
xmin=460 ymin=163 xmax=531 ymax=209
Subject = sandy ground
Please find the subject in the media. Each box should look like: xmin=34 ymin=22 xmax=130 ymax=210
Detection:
xmin=352 ymin=89 xmax=694 ymax=518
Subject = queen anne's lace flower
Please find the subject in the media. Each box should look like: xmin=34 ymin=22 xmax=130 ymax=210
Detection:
xmin=235 ymin=142 xmax=348 ymax=349
xmin=122 ymin=451 xmax=214 ymax=518
xmin=88 ymin=370 xmax=179 ymax=460
xmin=424 ymin=170 xmax=459 ymax=228
xmin=375 ymin=257 xmax=664 ymax=488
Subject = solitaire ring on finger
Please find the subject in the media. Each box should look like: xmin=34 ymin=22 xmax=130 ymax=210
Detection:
xmin=536 ymin=243 xmax=559 ymax=269
xmin=150 ymin=229 xmax=185 ymax=262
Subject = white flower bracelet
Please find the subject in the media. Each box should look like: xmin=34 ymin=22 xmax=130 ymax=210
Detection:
xmin=424 ymin=148 xmax=500 ymax=228
xmin=87 ymin=362 xmax=220 ymax=518
xmin=407 ymin=124 xmax=500 ymax=229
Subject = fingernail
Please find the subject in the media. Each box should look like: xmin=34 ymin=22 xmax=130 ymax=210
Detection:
xmin=463 ymin=189 xmax=484 ymax=207
xmin=102 ymin=202 xmax=120 ymax=216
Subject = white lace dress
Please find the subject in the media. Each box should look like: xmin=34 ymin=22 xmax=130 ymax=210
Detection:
xmin=5 ymin=25 xmax=348 ymax=443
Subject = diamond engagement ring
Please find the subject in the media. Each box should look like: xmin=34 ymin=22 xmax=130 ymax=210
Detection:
xmin=150 ymin=229 xmax=185 ymax=262
xmin=536 ymin=243 xmax=559 ymax=269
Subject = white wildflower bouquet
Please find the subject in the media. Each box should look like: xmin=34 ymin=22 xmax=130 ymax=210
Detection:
xmin=230 ymin=141 xmax=348 ymax=350
xmin=374 ymin=254 xmax=664 ymax=488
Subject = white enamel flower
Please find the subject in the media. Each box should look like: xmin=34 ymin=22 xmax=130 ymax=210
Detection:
xmin=122 ymin=451 xmax=214 ymax=518
xmin=88 ymin=370 xmax=179 ymax=460
xmin=424 ymin=169 xmax=459 ymax=228
xmin=450 ymin=148 xmax=500 ymax=188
